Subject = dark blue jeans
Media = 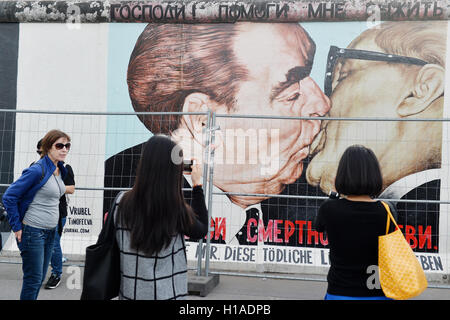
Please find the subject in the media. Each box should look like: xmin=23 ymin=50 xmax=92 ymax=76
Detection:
xmin=17 ymin=224 xmax=56 ymax=300
xmin=50 ymin=217 xmax=66 ymax=277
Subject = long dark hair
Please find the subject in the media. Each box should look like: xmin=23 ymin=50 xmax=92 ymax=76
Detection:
xmin=335 ymin=145 xmax=383 ymax=198
xmin=117 ymin=135 xmax=195 ymax=256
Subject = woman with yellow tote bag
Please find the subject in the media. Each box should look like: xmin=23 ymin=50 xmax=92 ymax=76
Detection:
xmin=315 ymin=145 xmax=393 ymax=300
xmin=379 ymin=202 xmax=428 ymax=299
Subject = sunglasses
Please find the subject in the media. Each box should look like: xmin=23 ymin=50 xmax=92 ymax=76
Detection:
xmin=54 ymin=143 xmax=71 ymax=151
xmin=324 ymin=45 xmax=428 ymax=97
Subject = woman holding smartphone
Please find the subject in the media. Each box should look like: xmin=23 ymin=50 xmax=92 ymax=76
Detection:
xmin=114 ymin=135 xmax=208 ymax=300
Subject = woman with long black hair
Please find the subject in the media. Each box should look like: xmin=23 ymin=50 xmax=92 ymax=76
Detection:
xmin=114 ymin=135 xmax=208 ymax=300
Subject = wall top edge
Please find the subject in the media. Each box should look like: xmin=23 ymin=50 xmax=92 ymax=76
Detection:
xmin=0 ymin=1 xmax=448 ymax=23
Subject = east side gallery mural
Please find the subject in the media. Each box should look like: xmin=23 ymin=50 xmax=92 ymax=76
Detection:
xmin=104 ymin=20 xmax=448 ymax=272
xmin=0 ymin=16 xmax=448 ymax=273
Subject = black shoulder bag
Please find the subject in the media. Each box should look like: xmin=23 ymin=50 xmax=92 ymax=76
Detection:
xmin=80 ymin=192 xmax=123 ymax=300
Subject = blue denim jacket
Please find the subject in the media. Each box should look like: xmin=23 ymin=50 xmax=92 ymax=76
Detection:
xmin=2 ymin=155 xmax=67 ymax=232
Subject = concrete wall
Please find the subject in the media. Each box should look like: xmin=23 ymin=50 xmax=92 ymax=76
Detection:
xmin=0 ymin=1 xmax=449 ymax=279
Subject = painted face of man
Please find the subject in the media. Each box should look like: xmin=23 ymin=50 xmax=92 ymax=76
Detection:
xmin=212 ymin=23 xmax=330 ymax=207
xmin=306 ymin=34 xmax=443 ymax=194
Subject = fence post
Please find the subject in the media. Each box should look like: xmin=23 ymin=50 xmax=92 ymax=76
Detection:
xmin=204 ymin=112 xmax=218 ymax=277
xmin=195 ymin=110 xmax=212 ymax=276
xmin=188 ymin=111 xmax=220 ymax=297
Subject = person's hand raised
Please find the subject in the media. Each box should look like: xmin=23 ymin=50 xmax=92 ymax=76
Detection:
xmin=190 ymin=159 xmax=203 ymax=187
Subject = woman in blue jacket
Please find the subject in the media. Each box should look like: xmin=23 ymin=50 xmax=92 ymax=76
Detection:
xmin=3 ymin=129 xmax=71 ymax=300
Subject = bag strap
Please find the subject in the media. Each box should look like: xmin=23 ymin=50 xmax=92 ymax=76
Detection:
xmin=381 ymin=201 xmax=399 ymax=234
xmin=99 ymin=191 xmax=124 ymax=244
xmin=29 ymin=161 xmax=45 ymax=182
xmin=108 ymin=191 xmax=124 ymax=226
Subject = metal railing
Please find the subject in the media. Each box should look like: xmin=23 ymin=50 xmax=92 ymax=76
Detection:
xmin=0 ymin=108 xmax=449 ymax=288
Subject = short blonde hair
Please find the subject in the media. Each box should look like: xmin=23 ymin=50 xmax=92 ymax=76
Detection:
xmin=352 ymin=21 xmax=446 ymax=67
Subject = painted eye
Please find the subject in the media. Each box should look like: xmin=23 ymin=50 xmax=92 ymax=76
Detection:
xmin=287 ymin=93 xmax=300 ymax=102
xmin=337 ymin=72 xmax=349 ymax=83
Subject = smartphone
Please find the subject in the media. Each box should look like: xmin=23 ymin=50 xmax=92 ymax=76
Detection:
xmin=183 ymin=159 xmax=193 ymax=172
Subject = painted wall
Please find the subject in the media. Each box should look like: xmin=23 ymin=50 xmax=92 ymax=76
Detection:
xmin=0 ymin=1 xmax=449 ymax=277
xmin=0 ymin=1 xmax=448 ymax=23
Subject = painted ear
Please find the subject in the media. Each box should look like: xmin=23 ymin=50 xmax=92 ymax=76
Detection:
xmin=181 ymin=93 xmax=210 ymax=142
xmin=397 ymin=64 xmax=444 ymax=117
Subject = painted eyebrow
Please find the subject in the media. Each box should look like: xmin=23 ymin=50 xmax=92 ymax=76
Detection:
xmin=270 ymin=65 xmax=312 ymax=102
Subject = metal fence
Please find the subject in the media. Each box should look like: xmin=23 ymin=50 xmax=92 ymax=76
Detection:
xmin=0 ymin=108 xmax=449 ymax=288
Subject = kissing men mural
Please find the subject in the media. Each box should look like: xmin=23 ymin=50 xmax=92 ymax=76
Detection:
xmin=105 ymin=22 xmax=331 ymax=248
xmin=0 ymin=9 xmax=448 ymax=275
xmin=105 ymin=20 xmax=448 ymax=272
xmin=307 ymin=21 xmax=447 ymax=255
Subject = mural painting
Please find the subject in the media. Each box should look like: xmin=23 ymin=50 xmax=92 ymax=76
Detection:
xmin=104 ymin=20 xmax=448 ymax=272
xmin=0 ymin=1 xmax=448 ymax=275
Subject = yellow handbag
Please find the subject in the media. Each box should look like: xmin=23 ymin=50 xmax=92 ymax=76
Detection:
xmin=378 ymin=202 xmax=428 ymax=300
